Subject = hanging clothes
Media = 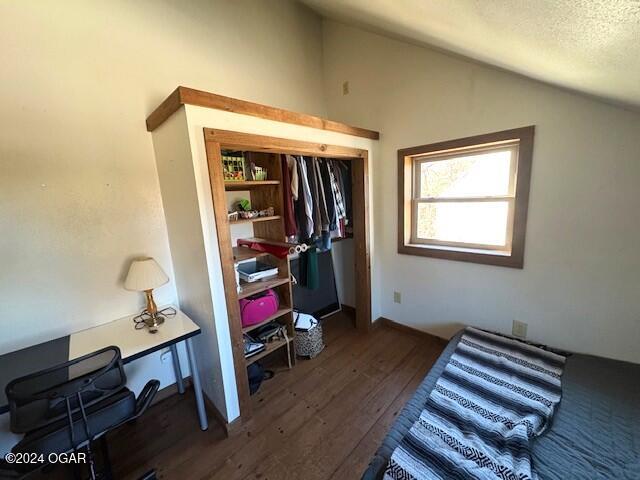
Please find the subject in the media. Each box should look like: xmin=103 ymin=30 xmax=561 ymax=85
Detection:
xmin=330 ymin=160 xmax=346 ymax=222
xmin=331 ymin=161 xmax=347 ymax=237
xmin=304 ymin=246 xmax=319 ymax=290
xmin=285 ymin=157 xmax=354 ymax=248
xmin=305 ymin=157 xmax=322 ymax=237
xmin=340 ymin=161 xmax=353 ymax=234
xmin=281 ymin=155 xmax=297 ymax=237
xmin=286 ymin=155 xmax=299 ymax=201
xmin=312 ymin=158 xmax=329 ymax=232
xmin=319 ymin=159 xmax=337 ymax=232
xmin=296 ymin=156 xmax=313 ymax=240
xmin=296 ymin=245 xmax=319 ymax=289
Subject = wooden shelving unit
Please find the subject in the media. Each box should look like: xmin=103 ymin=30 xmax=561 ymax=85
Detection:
xmin=225 ymin=180 xmax=280 ymax=190
xmin=221 ymin=150 xmax=296 ymax=378
xmin=232 ymin=246 xmax=269 ymax=263
xmin=245 ymin=336 xmax=293 ymax=366
xmin=242 ymin=307 xmax=293 ymax=334
xmin=229 ymin=215 xmax=281 ymax=226
xmin=237 ymin=276 xmax=290 ymax=299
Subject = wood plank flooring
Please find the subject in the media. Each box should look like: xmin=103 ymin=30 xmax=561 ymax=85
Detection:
xmin=108 ymin=313 xmax=444 ymax=479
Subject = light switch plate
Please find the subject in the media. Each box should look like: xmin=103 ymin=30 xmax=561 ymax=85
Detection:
xmin=512 ymin=320 xmax=528 ymax=339
xmin=393 ymin=291 xmax=401 ymax=304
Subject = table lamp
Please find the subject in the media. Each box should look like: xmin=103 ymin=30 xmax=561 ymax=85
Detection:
xmin=124 ymin=258 xmax=169 ymax=332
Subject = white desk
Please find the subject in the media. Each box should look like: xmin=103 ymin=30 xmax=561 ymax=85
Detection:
xmin=0 ymin=307 xmax=208 ymax=431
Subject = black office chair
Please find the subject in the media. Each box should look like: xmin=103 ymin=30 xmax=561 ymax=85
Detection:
xmin=0 ymin=346 xmax=159 ymax=479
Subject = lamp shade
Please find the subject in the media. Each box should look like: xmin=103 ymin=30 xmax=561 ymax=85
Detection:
xmin=124 ymin=258 xmax=169 ymax=291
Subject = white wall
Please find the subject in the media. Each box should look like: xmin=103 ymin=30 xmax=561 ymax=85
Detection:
xmin=151 ymin=109 xmax=238 ymax=420
xmin=0 ymin=0 xmax=326 ymax=349
xmin=0 ymin=0 xmax=326 ymax=451
xmin=322 ymin=21 xmax=640 ymax=364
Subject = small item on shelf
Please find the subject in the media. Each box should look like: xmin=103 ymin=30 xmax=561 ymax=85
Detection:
xmin=245 ymin=160 xmax=268 ymax=181
xmin=239 ymin=288 xmax=280 ymax=328
xmin=234 ymin=198 xmax=273 ymax=219
xmin=237 ymin=198 xmax=251 ymax=211
xmin=258 ymin=207 xmax=275 ymax=217
xmin=243 ymin=333 xmax=265 ymax=358
xmin=238 ymin=210 xmax=259 ymax=219
xmin=253 ymin=166 xmax=267 ymax=181
xmin=222 ymin=152 xmax=246 ymax=181
xmin=228 ymin=211 xmax=239 ymax=222
xmin=246 ymin=160 xmax=256 ymax=181
xmin=254 ymin=323 xmax=287 ymax=343
xmin=237 ymin=261 xmax=279 ymax=283
xmin=237 ymin=237 xmax=304 ymax=258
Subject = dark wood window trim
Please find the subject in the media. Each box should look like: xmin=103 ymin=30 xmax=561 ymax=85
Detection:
xmin=397 ymin=126 xmax=535 ymax=269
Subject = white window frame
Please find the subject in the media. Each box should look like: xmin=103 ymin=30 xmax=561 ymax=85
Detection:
xmin=410 ymin=142 xmax=520 ymax=254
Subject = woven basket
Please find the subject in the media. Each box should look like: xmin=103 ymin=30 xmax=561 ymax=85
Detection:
xmin=294 ymin=322 xmax=325 ymax=359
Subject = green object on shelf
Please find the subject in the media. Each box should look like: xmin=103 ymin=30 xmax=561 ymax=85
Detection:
xmin=238 ymin=198 xmax=251 ymax=211
xmin=253 ymin=166 xmax=267 ymax=181
xmin=222 ymin=153 xmax=246 ymax=181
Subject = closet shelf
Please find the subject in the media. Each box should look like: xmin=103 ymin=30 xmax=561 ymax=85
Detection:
xmin=232 ymin=246 xmax=270 ymax=263
xmin=245 ymin=336 xmax=292 ymax=366
xmin=238 ymin=276 xmax=290 ymax=299
xmin=224 ymin=180 xmax=280 ymax=190
xmin=242 ymin=307 xmax=293 ymax=334
xmin=229 ymin=215 xmax=281 ymax=226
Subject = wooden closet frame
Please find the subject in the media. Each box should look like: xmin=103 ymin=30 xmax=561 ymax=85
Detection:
xmin=204 ymin=128 xmax=372 ymax=421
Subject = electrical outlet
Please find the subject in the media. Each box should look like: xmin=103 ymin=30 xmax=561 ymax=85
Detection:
xmin=342 ymin=81 xmax=350 ymax=95
xmin=512 ymin=320 xmax=528 ymax=339
xmin=393 ymin=291 xmax=401 ymax=304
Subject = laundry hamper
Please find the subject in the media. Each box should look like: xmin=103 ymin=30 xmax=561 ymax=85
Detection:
xmin=294 ymin=312 xmax=325 ymax=359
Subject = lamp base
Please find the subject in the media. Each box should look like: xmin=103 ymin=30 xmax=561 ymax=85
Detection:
xmin=144 ymin=313 xmax=165 ymax=329
xmin=132 ymin=306 xmax=176 ymax=333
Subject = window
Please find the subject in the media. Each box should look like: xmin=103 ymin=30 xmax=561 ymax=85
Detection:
xmin=398 ymin=127 xmax=534 ymax=268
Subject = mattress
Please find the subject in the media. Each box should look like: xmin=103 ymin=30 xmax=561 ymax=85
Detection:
xmin=362 ymin=331 xmax=640 ymax=480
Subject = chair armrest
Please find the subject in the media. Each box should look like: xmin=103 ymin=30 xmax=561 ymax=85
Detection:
xmin=134 ymin=380 xmax=160 ymax=418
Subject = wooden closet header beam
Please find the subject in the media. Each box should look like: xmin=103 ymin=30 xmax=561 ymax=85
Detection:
xmin=146 ymin=86 xmax=380 ymax=140
xmin=204 ymin=128 xmax=367 ymax=159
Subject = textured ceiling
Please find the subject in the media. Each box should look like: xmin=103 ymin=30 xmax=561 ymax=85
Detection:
xmin=301 ymin=0 xmax=640 ymax=110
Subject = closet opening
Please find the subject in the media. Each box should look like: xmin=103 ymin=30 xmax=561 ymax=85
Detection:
xmin=204 ymin=128 xmax=371 ymax=421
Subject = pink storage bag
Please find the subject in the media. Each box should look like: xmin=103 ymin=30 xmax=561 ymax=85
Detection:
xmin=239 ymin=289 xmax=279 ymax=327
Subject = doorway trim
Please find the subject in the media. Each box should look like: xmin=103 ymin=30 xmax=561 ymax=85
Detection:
xmin=204 ymin=128 xmax=372 ymax=421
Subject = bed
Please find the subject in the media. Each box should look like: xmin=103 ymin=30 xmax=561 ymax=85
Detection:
xmin=362 ymin=331 xmax=640 ymax=480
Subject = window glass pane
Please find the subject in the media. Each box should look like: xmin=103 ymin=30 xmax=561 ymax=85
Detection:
xmin=416 ymin=201 xmax=509 ymax=246
xmin=419 ymin=149 xmax=512 ymax=198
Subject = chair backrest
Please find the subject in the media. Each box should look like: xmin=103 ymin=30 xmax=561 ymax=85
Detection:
xmin=5 ymin=346 xmax=126 ymax=434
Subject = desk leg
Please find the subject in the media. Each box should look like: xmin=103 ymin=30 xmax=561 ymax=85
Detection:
xmin=185 ymin=337 xmax=208 ymax=431
xmin=169 ymin=344 xmax=185 ymax=394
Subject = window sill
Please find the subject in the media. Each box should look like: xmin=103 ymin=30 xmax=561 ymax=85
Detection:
xmin=398 ymin=243 xmax=523 ymax=269
xmin=408 ymin=242 xmax=510 ymax=256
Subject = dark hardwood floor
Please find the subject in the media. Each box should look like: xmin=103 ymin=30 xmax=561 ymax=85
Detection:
xmin=108 ymin=313 xmax=444 ymax=479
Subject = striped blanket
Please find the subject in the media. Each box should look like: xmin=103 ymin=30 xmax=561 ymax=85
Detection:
xmin=384 ymin=327 xmax=566 ymax=480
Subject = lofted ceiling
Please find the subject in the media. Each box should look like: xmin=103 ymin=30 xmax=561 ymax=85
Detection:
xmin=301 ymin=0 xmax=640 ymax=110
